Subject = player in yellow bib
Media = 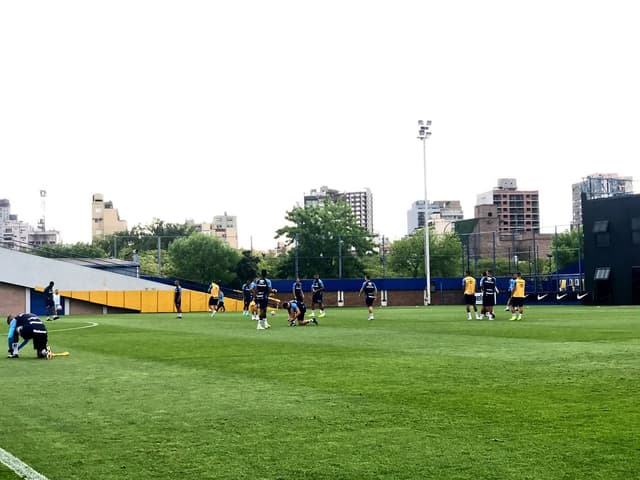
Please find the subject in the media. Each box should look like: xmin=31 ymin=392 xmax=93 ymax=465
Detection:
xmin=510 ymin=273 xmax=526 ymax=321
xmin=208 ymin=281 xmax=220 ymax=317
xmin=462 ymin=271 xmax=481 ymax=320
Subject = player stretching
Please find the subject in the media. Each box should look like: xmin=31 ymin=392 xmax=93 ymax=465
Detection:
xmin=6 ymin=313 xmax=50 ymax=359
xmin=282 ymin=300 xmax=317 ymax=326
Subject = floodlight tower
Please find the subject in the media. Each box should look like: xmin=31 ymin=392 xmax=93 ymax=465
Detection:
xmin=39 ymin=189 xmax=47 ymax=231
xmin=417 ymin=120 xmax=432 ymax=305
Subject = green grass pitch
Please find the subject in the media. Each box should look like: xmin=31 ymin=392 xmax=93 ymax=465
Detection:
xmin=1 ymin=306 xmax=639 ymax=479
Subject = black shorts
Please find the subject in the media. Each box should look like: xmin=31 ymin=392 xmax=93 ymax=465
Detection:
xmin=365 ymin=297 xmax=375 ymax=307
xmin=256 ymin=298 xmax=269 ymax=310
xmin=32 ymin=331 xmax=48 ymax=353
xmin=511 ymin=297 xmax=525 ymax=308
xmin=482 ymin=294 xmax=495 ymax=307
xmin=20 ymin=328 xmax=48 ymax=353
xmin=208 ymin=297 xmax=219 ymax=307
xmin=312 ymin=292 xmax=323 ymax=304
xmin=464 ymin=294 xmax=476 ymax=305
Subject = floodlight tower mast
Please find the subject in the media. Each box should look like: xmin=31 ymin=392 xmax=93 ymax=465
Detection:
xmin=39 ymin=189 xmax=47 ymax=231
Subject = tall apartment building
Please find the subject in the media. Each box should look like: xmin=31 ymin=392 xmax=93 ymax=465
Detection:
xmin=191 ymin=213 xmax=238 ymax=249
xmin=476 ymin=178 xmax=540 ymax=238
xmin=304 ymin=186 xmax=374 ymax=233
xmin=407 ymin=200 xmax=463 ymax=235
xmin=91 ymin=193 xmax=128 ymax=240
xmin=571 ymin=173 xmax=633 ymax=228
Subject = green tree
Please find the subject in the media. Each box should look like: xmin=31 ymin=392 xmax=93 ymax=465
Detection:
xmin=235 ymin=250 xmax=261 ymax=286
xmin=33 ymin=242 xmax=107 ymax=259
xmin=275 ymin=202 xmax=375 ymax=279
xmin=550 ymin=227 xmax=584 ymax=271
xmin=257 ymin=253 xmax=285 ymax=279
xmin=166 ymin=233 xmax=240 ymax=284
xmin=94 ymin=219 xmax=196 ymax=258
xmin=387 ymin=229 xmax=462 ymax=278
xmin=388 ymin=232 xmax=423 ymax=277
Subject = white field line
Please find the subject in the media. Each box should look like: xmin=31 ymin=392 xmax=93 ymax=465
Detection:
xmin=0 ymin=446 xmax=49 ymax=480
xmin=2 ymin=322 xmax=99 ymax=339
xmin=49 ymin=322 xmax=99 ymax=333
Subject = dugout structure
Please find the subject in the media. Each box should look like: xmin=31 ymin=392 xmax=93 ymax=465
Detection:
xmin=582 ymin=192 xmax=640 ymax=305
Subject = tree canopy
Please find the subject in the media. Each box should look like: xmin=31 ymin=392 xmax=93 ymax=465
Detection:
xmin=274 ymin=201 xmax=375 ymax=278
xmin=167 ymin=233 xmax=241 ymax=284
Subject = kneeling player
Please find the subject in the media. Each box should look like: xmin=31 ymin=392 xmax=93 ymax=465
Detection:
xmin=282 ymin=300 xmax=317 ymax=326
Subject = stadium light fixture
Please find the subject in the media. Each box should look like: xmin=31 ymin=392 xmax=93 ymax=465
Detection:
xmin=417 ymin=120 xmax=432 ymax=305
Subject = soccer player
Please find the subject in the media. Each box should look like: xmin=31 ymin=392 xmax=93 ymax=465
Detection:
xmin=207 ymin=281 xmax=220 ymax=316
xmin=6 ymin=313 xmax=50 ymax=359
xmin=52 ymin=288 xmax=62 ymax=320
xmin=310 ymin=273 xmax=326 ymax=318
xmin=241 ymin=279 xmax=254 ymax=317
xmin=505 ymin=273 xmax=517 ymax=311
xmin=292 ymin=276 xmax=304 ymax=303
xmin=510 ymin=272 xmax=526 ymax=321
xmin=174 ymin=280 xmax=183 ymax=319
xmin=358 ymin=274 xmax=377 ymax=321
xmin=463 ymin=271 xmax=481 ymax=320
xmin=248 ymin=300 xmax=259 ymax=321
xmin=253 ymin=270 xmax=272 ymax=330
xmin=481 ymin=270 xmax=499 ymax=320
xmin=282 ymin=300 xmax=317 ymax=326
xmin=217 ymin=290 xmax=225 ymax=312
xmin=43 ymin=280 xmax=55 ymax=321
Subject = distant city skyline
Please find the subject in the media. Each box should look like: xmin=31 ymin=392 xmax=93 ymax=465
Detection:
xmin=3 ymin=2 xmax=640 ymax=251
xmin=3 ymin=171 xmax=635 ymax=251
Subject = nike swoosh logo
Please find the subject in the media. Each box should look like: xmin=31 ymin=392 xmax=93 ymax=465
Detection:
xmin=577 ymin=292 xmax=589 ymax=300
xmin=556 ymin=293 xmax=567 ymax=300
xmin=537 ymin=294 xmax=547 ymax=300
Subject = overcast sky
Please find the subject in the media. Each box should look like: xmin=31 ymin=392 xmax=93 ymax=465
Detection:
xmin=2 ymin=1 xmax=639 ymax=250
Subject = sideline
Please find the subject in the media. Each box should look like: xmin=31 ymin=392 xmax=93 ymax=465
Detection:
xmin=0 ymin=446 xmax=49 ymax=480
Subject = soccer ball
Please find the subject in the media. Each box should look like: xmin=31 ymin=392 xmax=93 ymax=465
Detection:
xmin=270 ymin=310 xmax=276 ymax=316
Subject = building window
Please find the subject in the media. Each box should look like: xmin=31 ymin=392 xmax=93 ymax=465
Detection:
xmin=592 ymin=220 xmax=609 ymax=233
xmin=594 ymin=267 xmax=611 ymax=280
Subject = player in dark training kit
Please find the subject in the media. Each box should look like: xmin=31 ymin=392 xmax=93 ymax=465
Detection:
xmin=242 ymin=279 xmax=254 ymax=317
xmin=310 ymin=274 xmax=326 ymax=318
xmin=481 ymin=270 xmax=498 ymax=320
xmin=358 ymin=275 xmax=378 ymax=321
xmin=253 ymin=270 xmax=272 ymax=330
xmin=6 ymin=313 xmax=50 ymax=359
xmin=292 ymin=277 xmax=304 ymax=303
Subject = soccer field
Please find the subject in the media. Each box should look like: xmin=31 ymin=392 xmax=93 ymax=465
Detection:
xmin=1 ymin=306 xmax=639 ymax=480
